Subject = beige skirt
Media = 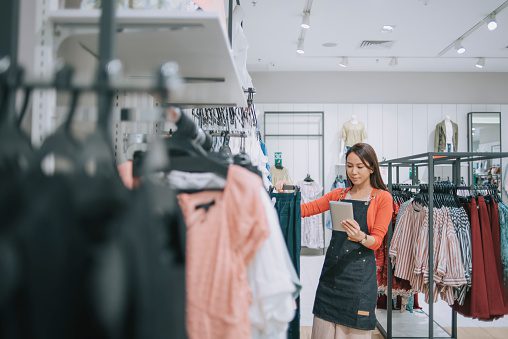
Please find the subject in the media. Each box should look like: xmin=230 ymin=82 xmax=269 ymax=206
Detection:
xmin=311 ymin=316 xmax=372 ymax=339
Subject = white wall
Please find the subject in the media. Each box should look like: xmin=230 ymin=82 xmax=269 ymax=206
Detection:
xmin=258 ymin=103 xmax=508 ymax=203
xmin=251 ymin=72 xmax=508 ymax=104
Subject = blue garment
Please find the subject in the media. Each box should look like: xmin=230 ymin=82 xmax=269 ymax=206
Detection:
xmin=259 ymin=137 xmax=271 ymax=181
xmin=499 ymin=202 xmax=508 ymax=282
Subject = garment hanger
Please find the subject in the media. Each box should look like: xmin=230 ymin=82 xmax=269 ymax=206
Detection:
xmin=304 ymin=173 xmax=314 ymax=182
xmin=166 ymin=111 xmax=229 ymax=178
xmin=0 ymin=62 xmax=33 ymax=173
xmin=31 ymin=65 xmax=83 ymax=175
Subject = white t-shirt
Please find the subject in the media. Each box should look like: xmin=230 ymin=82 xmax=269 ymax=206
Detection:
xmin=445 ymin=119 xmax=453 ymax=148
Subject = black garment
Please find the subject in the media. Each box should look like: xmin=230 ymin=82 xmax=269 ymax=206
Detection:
xmin=313 ymin=199 xmax=377 ymax=331
xmin=269 ymin=191 xmax=301 ymax=339
xmin=0 ymin=171 xmax=187 ymax=339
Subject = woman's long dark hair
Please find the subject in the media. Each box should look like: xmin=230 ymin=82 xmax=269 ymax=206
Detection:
xmin=346 ymin=143 xmax=388 ymax=191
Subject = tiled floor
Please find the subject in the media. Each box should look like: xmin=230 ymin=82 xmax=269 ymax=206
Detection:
xmin=300 ymin=326 xmax=383 ymax=339
xmin=301 ymin=325 xmax=508 ymax=338
xmin=300 ymin=253 xmax=508 ymax=338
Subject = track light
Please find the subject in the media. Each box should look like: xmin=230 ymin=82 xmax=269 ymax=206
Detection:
xmin=389 ymin=57 xmax=398 ymax=66
xmin=296 ymin=39 xmax=305 ymax=54
xmin=455 ymin=40 xmax=466 ymax=54
xmin=381 ymin=25 xmax=395 ymax=32
xmin=487 ymin=14 xmax=498 ymax=31
xmin=475 ymin=57 xmax=485 ymax=69
xmin=338 ymin=57 xmax=348 ymax=68
xmin=301 ymin=12 xmax=310 ymax=29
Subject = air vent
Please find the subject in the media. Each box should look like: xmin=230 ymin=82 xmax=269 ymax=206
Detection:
xmin=359 ymin=40 xmax=394 ymax=49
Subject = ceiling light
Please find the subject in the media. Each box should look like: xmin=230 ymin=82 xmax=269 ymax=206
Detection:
xmin=455 ymin=40 xmax=466 ymax=54
xmin=389 ymin=57 xmax=398 ymax=66
xmin=382 ymin=25 xmax=395 ymax=32
xmin=338 ymin=57 xmax=348 ymax=68
xmin=475 ymin=57 xmax=485 ymax=69
xmin=296 ymin=39 xmax=305 ymax=54
xmin=301 ymin=12 xmax=310 ymax=29
xmin=487 ymin=14 xmax=497 ymax=31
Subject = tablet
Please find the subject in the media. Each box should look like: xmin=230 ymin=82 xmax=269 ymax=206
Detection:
xmin=330 ymin=201 xmax=354 ymax=232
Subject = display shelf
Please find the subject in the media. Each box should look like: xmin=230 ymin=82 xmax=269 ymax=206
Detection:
xmin=49 ymin=9 xmax=247 ymax=107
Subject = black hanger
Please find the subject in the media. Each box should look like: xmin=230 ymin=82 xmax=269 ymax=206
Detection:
xmin=166 ymin=113 xmax=229 ymax=178
xmin=31 ymin=65 xmax=82 ymax=175
xmin=304 ymin=173 xmax=314 ymax=182
xmin=0 ymin=62 xmax=33 ymax=173
xmin=77 ymin=89 xmax=117 ymax=177
xmin=219 ymin=131 xmax=232 ymax=158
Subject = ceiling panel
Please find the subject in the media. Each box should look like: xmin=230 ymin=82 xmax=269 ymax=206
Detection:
xmin=241 ymin=0 xmax=508 ymax=72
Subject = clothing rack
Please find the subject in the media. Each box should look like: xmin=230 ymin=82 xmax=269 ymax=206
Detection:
xmin=379 ymin=152 xmax=508 ymax=339
xmin=0 ymin=0 xmax=212 ymax=153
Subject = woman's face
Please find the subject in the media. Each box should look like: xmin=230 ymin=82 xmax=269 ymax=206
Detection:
xmin=346 ymin=152 xmax=373 ymax=187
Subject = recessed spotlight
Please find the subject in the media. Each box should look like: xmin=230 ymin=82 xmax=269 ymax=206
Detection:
xmin=297 ymin=39 xmax=305 ymax=54
xmin=389 ymin=57 xmax=398 ymax=66
xmin=338 ymin=57 xmax=348 ymax=68
xmin=475 ymin=57 xmax=485 ymax=69
xmin=322 ymin=42 xmax=338 ymax=47
xmin=487 ymin=14 xmax=497 ymax=31
xmin=301 ymin=12 xmax=310 ymax=29
xmin=382 ymin=25 xmax=395 ymax=32
xmin=455 ymin=40 xmax=466 ymax=54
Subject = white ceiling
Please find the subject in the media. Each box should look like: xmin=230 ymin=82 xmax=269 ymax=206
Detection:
xmin=240 ymin=0 xmax=508 ymax=72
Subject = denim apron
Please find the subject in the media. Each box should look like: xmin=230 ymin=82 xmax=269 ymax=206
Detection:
xmin=313 ymin=199 xmax=377 ymax=330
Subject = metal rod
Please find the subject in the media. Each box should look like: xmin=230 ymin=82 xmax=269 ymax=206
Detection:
xmin=396 ymin=166 xmax=400 ymax=183
xmin=376 ymin=320 xmax=387 ymax=338
xmin=264 ymin=134 xmax=323 ymax=137
xmin=228 ymin=0 xmax=233 ymax=47
xmin=97 ymin=0 xmax=116 ymax=130
xmin=0 ymin=0 xmax=20 ymax=62
xmin=452 ymin=159 xmax=459 ymax=339
xmin=387 ymin=162 xmax=393 ymax=339
xmin=321 ymin=111 xmax=325 ymax=256
xmin=428 ymin=154 xmax=435 ymax=339
xmin=412 ymin=164 xmax=416 ymax=185
xmin=380 ymin=152 xmax=508 ymax=166
xmin=0 ymin=0 xmax=21 ymax=125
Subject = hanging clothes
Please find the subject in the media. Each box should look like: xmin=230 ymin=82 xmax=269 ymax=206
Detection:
xmin=390 ymin=202 xmax=467 ymax=306
xmin=178 ymin=165 xmax=269 ymax=339
xmin=270 ymin=190 xmax=302 ymax=339
xmin=249 ymin=190 xmax=300 ymax=339
xmin=298 ymin=180 xmax=324 ymax=249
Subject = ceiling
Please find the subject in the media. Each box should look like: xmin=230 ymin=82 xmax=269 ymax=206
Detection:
xmin=240 ymin=0 xmax=508 ymax=72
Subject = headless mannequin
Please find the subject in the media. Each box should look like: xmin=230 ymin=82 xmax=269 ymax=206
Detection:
xmin=339 ymin=114 xmax=362 ymax=160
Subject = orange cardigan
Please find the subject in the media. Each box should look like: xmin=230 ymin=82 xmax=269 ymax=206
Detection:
xmin=301 ymin=187 xmax=393 ymax=250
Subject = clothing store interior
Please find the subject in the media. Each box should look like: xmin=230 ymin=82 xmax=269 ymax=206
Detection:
xmin=2 ymin=0 xmax=508 ymax=339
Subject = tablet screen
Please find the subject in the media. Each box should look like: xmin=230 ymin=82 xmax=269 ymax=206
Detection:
xmin=329 ymin=201 xmax=354 ymax=232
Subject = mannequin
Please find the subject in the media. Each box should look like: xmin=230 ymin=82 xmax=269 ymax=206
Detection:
xmin=270 ymin=152 xmax=292 ymax=185
xmin=339 ymin=114 xmax=367 ymax=160
xmin=434 ymin=115 xmax=458 ymax=152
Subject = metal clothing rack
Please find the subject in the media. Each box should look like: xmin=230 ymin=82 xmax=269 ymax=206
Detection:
xmin=378 ymin=152 xmax=508 ymax=339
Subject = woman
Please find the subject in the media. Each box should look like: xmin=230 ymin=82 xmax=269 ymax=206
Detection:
xmin=302 ymin=143 xmax=393 ymax=339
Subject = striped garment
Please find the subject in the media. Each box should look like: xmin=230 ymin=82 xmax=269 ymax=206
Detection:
xmin=389 ymin=202 xmax=468 ymax=306
xmin=450 ymin=206 xmax=473 ymax=305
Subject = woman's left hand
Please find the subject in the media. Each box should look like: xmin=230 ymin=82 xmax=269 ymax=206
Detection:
xmin=341 ymin=219 xmax=365 ymax=242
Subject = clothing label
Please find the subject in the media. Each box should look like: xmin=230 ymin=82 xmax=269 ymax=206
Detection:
xmin=357 ymin=310 xmax=370 ymax=316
